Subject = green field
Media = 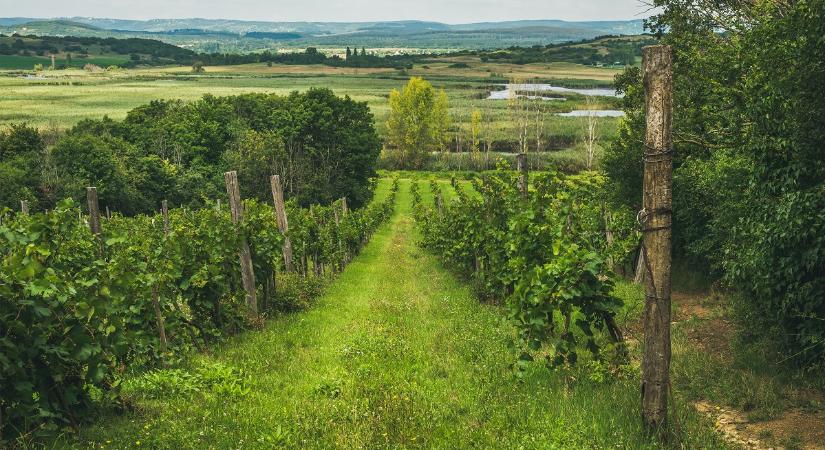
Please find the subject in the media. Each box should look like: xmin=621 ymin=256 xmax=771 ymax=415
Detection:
xmin=0 ymin=54 xmax=129 ymax=69
xmin=0 ymin=60 xmax=623 ymax=149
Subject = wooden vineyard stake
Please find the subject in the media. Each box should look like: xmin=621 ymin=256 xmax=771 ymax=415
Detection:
xmin=86 ymin=187 xmax=102 ymax=236
xmin=151 ymin=285 xmax=168 ymax=354
xmin=516 ymin=152 xmax=528 ymax=196
xmin=309 ymin=205 xmax=322 ymax=277
xmin=334 ymin=208 xmax=342 ymax=272
xmin=224 ymin=171 xmax=258 ymax=317
xmin=20 ymin=200 xmax=29 ymax=215
xmin=640 ymin=44 xmax=674 ymax=436
xmin=339 ymin=197 xmax=349 ymax=264
xmin=150 ymin=199 xmax=170 ymax=356
xmin=270 ymin=175 xmax=293 ymax=272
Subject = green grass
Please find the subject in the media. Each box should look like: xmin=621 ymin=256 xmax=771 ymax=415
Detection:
xmin=53 ymin=178 xmax=727 ymax=449
xmin=0 ymin=55 xmax=129 ymax=70
xmin=0 ymin=63 xmax=622 ymax=148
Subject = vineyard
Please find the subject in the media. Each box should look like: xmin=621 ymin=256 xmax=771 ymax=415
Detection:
xmin=1 ymin=0 xmax=824 ymax=447
xmin=0 ymin=177 xmax=733 ymax=449
xmin=411 ymin=168 xmax=638 ymax=368
xmin=0 ymin=175 xmax=398 ymax=439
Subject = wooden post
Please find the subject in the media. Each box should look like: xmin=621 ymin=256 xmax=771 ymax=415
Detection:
xmin=309 ymin=205 xmax=320 ymax=276
xmin=640 ymin=44 xmax=674 ymax=435
xmin=20 ymin=200 xmax=29 ymax=215
xmin=224 ymin=171 xmax=258 ymax=316
xmin=153 ymin=199 xmax=170 ymax=356
xmin=516 ymin=152 xmax=528 ymax=196
xmin=334 ymin=208 xmax=344 ymax=272
xmin=86 ymin=187 xmax=101 ymax=236
xmin=270 ymin=175 xmax=293 ymax=272
xmin=436 ymin=190 xmax=444 ymax=215
xmin=105 ymin=205 xmax=111 ymax=220
xmin=634 ymin=248 xmax=646 ymax=284
xmin=151 ymin=286 xmax=168 ymax=354
xmin=339 ymin=197 xmax=349 ymax=263
xmin=161 ymin=200 xmax=170 ymax=236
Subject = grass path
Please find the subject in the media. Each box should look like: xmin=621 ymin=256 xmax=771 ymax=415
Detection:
xmin=72 ymin=179 xmax=726 ymax=449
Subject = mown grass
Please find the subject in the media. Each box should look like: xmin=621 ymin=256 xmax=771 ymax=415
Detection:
xmin=51 ymin=178 xmax=727 ymax=449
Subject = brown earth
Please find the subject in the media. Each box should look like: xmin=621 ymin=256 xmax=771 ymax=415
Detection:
xmin=671 ymin=291 xmax=825 ymax=450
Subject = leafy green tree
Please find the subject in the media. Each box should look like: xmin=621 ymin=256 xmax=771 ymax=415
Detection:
xmin=386 ymin=77 xmax=451 ymax=169
xmin=0 ymin=123 xmax=45 ymax=210
xmin=604 ymin=0 xmax=825 ymax=366
xmin=51 ymin=133 xmax=141 ymax=214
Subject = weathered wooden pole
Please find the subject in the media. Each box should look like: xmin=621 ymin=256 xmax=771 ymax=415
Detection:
xmin=151 ymin=285 xmax=168 ymax=354
xmin=152 ymin=199 xmax=171 ymax=354
xmin=20 ymin=200 xmax=29 ymax=215
xmin=640 ymin=44 xmax=674 ymax=435
xmin=309 ymin=205 xmax=320 ymax=276
xmin=224 ymin=171 xmax=258 ymax=316
xmin=334 ymin=208 xmax=343 ymax=272
xmin=105 ymin=205 xmax=111 ymax=220
xmin=270 ymin=175 xmax=293 ymax=272
xmin=86 ymin=187 xmax=101 ymax=236
xmin=516 ymin=152 xmax=528 ymax=196
xmin=339 ymin=197 xmax=349 ymax=263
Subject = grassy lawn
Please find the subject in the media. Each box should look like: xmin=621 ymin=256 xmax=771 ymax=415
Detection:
xmin=58 ymin=178 xmax=726 ymax=449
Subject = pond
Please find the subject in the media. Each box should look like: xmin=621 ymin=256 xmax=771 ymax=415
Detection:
xmin=487 ymin=83 xmax=621 ymax=100
xmin=556 ymin=110 xmax=625 ymax=117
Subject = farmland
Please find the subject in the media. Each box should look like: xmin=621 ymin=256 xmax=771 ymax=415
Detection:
xmin=0 ymin=60 xmax=622 ymax=146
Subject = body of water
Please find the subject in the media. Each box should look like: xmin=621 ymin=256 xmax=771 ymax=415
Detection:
xmin=556 ymin=110 xmax=625 ymax=117
xmin=487 ymin=83 xmax=621 ymax=100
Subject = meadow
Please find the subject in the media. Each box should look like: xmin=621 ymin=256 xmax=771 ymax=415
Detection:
xmin=0 ymin=60 xmax=623 ymax=149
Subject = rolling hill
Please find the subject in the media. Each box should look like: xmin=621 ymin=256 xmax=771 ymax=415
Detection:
xmin=0 ymin=17 xmax=645 ymax=52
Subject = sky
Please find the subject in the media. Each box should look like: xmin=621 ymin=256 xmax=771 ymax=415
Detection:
xmin=0 ymin=0 xmax=646 ymax=23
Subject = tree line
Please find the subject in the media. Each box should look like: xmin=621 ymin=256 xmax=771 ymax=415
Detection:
xmin=0 ymin=89 xmax=381 ymax=216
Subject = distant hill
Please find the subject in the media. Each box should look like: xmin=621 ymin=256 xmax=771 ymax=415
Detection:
xmin=0 ymin=33 xmax=196 ymax=69
xmin=0 ymin=17 xmax=645 ymax=52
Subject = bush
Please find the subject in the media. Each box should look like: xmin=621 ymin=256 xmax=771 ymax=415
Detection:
xmin=270 ymin=272 xmax=325 ymax=312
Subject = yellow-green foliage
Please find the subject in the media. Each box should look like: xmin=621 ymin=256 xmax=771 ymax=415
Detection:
xmin=385 ymin=77 xmax=451 ymax=168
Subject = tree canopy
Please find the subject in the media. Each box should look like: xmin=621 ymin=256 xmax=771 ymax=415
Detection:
xmin=0 ymin=89 xmax=381 ymax=215
xmin=385 ymin=77 xmax=451 ymax=169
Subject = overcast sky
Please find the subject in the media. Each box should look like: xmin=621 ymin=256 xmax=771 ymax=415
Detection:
xmin=0 ymin=0 xmax=647 ymax=23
